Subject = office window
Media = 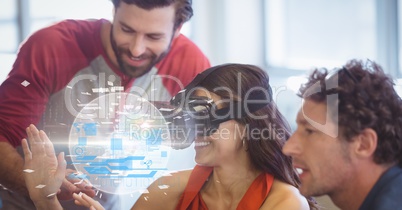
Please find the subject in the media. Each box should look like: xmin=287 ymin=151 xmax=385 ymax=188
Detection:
xmin=30 ymin=0 xmax=114 ymax=34
xmin=0 ymin=0 xmax=18 ymax=53
xmin=29 ymin=0 xmax=192 ymax=38
xmin=399 ymin=2 xmax=402 ymax=76
xmin=0 ymin=0 xmax=18 ymax=83
xmin=265 ymin=0 xmax=377 ymax=70
xmin=0 ymin=0 xmax=193 ymax=83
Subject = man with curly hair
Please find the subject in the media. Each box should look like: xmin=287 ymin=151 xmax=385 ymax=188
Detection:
xmin=283 ymin=59 xmax=402 ymax=210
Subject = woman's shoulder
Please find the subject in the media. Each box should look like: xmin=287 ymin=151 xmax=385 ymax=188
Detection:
xmin=260 ymin=179 xmax=309 ymax=210
xmin=131 ymin=169 xmax=193 ymax=210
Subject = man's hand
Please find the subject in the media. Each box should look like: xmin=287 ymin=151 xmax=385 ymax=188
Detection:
xmin=22 ymin=124 xmax=66 ymax=205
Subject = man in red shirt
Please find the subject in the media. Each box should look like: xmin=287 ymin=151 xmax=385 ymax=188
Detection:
xmin=0 ymin=0 xmax=210 ymax=209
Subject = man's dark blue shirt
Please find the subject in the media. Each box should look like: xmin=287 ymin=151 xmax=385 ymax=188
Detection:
xmin=359 ymin=166 xmax=402 ymax=210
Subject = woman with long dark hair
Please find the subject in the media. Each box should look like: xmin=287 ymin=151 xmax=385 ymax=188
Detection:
xmin=22 ymin=64 xmax=318 ymax=209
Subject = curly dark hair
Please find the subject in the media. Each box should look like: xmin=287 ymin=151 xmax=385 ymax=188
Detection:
xmin=198 ymin=64 xmax=319 ymax=210
xmin=111 ymin=0 xmax=193 ymax=30
xmin=299 ymin=59 xmax=402 ymax=167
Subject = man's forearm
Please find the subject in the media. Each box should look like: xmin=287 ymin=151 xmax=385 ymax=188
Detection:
xmin=0 ymin=141 xmax=28 ymax=196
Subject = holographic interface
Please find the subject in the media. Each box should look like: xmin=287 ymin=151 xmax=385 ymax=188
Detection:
xmin=68 ymin=93 xmax=171 ymax=194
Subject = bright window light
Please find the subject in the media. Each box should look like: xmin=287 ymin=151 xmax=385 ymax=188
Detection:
xmin=265 ymin=0 xmax=377 ymax=70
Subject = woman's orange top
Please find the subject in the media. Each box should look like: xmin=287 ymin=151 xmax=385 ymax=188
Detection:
xmin=175 ymin=165 xmax=274 ymax=210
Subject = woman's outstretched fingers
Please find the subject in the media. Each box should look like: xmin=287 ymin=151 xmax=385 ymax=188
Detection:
xmin=73 ymin=192 xmax=91 ymax=207
xmin=73 ymin=193 xmax=104 ymax=209
xmin=82 ymin=193 xmax=104 ymax=210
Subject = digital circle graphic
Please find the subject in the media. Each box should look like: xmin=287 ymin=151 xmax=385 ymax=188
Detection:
xmin=68 ymin=93 xmax=172 ymax=194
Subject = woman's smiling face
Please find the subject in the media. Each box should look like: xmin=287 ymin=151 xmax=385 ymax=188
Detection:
xmin=192 ymin=90 xmax=246 ymax=166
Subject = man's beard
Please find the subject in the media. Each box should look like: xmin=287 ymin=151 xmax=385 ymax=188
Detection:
xmin=110 ymin=27 xmax=172 ymax=78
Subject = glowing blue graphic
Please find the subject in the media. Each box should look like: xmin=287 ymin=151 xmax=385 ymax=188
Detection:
xmin=69 ymin=93 xmax=171 ymax=194
xmin=83 ymin=123 xmax=97 ymax=136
